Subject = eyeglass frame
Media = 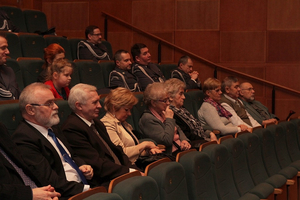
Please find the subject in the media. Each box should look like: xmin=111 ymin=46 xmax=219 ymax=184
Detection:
xmin=30 ymin=100 xmax=57 ymax=109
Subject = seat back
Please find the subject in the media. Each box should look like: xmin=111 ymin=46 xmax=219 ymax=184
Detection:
xmin=101 ymin=40 xmax=113 ymax=59
xmin=159 ymin=63 xmax=178 ymax=80
xmin=5 ymin=32 xmax=23 ymax=59
xmin=109 ymin=171 xmax=160 ymax=200
xmin=55 ymin=99 xmax=72 ymax=126
xmin=201 ymin=143 xmax=241 ymax=200
xmin=68 ymin=186 xmax=122 ymax=200
xmin=0 ymin=6 xmax=27 ymax=32
xmin=184 ymin=90 xmax=205 ymax=118
xmin=44 ymin=36 xmax=72 ymax=61
xmin=18 ymin=34 xmax=46 ymax=59
xmin=74 ymin=60 xmax=106 ymax=90
xmin=68 ymin=38 xmax=83 ymax=60
xmin=176 ymin=150 xmax=219 ymax=200
xmin=69 ymin=62 xmax=80 ymax=88
xmin=98 ymin=60 xmax=115 ymax=87
xmin=0 ymin=101 xmax=22 ymax=135
xmin=281 ymin=121 xmax=300 ymax=162
xmin=145 ymin=158 xmax=189 ymax=200
xmin=18 ymin=58 xmax=44 ymax=87
xmin=290 ymin=119 xmax=300 ymax=152
xmin=6 ymin=59 xmax=24 ymax=91
xmin=23 ymin=9 xmax=48 ymax=33
xmin=131 ymin=93 xmax=146 ymax=133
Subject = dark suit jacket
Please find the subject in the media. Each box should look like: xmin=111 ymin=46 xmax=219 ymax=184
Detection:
xmin=0 ymin=122 xmax=46 ymax=200
xmin=62 ymin=113 xmax=132 ymax=187
xmin=109 ymin=67 xmax=140 ymax=92
xmin=171 ymin=68 xmax=201 ymax=90
xmin=0 ymin=64 xmax=20 ymax=100
xmin=12 ymin=120 xmax=85 ymax=199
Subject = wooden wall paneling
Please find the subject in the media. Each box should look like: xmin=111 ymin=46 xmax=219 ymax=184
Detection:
xmin=191 ymin=60 xmax=216 ymax=84
xmin=220 ymin=0 xmax=267 ymax=31
xmin=174 ymin=30 xmax=220 ymax=63
xmin=268 ymin=0 xmax=300 ymax=30
xmin=42 ymin=2 xmax=89 ymax=38
xmin=267 ymin=31 xmax=300 ymax=62
xmin=132 ymin=0 xmax=175 ymax=31
xmin=176 ymin=0 xmax=219 ymax=30
xmin=106 ymin=32 xmax=133 ymax=56
xmin=1 ymin=1 xmax=19 ymax=7
xmin=220 ymin=31 xmax=266 ymax=62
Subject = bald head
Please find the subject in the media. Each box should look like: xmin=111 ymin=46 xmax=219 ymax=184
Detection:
xmin=239 ymin=82 xmax=255 ymax=102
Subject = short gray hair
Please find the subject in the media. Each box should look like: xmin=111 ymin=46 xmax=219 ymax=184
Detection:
xmin=221 ymin=76 xmax=238 ymax=93
xmin=19 ymin=83 xmax=50 ymax=114
xmin=68 ymin=83 xmax=97 ymax=111
xmin=143 ymin=82 xmax=167 ymax=107
xmin=164 ymin=78 xmax=186 ymax=98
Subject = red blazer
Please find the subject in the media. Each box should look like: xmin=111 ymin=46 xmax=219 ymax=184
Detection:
xmin=44 ymin=80 xmax=70 ymax=100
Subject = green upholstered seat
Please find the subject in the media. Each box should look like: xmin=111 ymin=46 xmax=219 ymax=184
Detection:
xmin=18 ymin=58 xmax=44 ymax=87
xmin=5 ymin=32 xmax=23 ymax=59
xmin=18 ymin=34 xmax=46 ymax=59
xmin=22 ymin=9 xmax=48 ymax=33
xmin=0 ymin=6 xmax=27 ymax=32
xmin=44 ymin=36 xmax=72 ymax=61
xmin=6 ymin=59 xmax=24 ymax=91
xmin=0 ymin=102 xmax=22 ymax=135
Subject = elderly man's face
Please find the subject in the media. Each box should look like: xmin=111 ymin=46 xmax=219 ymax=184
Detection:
xmin=116 ymin=52 xmax=132 ymax=71
xmin=135 ymin=47 xmax=151 ymax=65
xmin=240 ymin=83 xmax=255 ymax=102
xmin=225 ymin=81 xmax=240 ymax=99
xmin=88 ymin=28 xmax=102 ymax=44
xmin=30 ymin=89 xmax=59 ymax=128
xmin=179 ymin=58 xmax=193 ymax=74
xmin=0 ymin=37 xmax=9 ymax=65
xmin=80 ymin=91 xmax=101 ymax=122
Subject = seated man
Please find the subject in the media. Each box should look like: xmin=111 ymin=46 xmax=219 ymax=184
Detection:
xmin=62 ymin=83 xmax=139 ymax=187
xmin=171 ymin=55 xmax=201 ymax=89
xmin=219 ymin=76 xmax=261 ymax=129
xmin=77 ymin=25 xmax=112 ymax=61
xmin=12 ymin=83 xmax=93 ymax=199
xmin=0 ymin=122 xmax=60 ymax=200
xmin=131 ymin=43 xmax=165 ymax=91
xmin=109 ymin=49 xmax=140 ymax=92
xmin=239 ymin=82 xmax=278 ymax=126
xmin=0 ymin=35 xmax=20 ymax=100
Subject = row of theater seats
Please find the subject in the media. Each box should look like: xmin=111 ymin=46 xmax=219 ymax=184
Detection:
xmin=67 ymin=119 xmax=300 ymax=200
xmin=6 ymin=58 xmax=179 ymax=93
xmin=3 ymin=31 xmax=113 ymax=61
xmin=0 ymin=89 xmax=203 ymax=136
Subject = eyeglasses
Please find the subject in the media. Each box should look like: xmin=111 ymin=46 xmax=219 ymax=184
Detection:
xmin=30 ymin=100 xmax=56 ymax=109
xmin=156 ymin=98 xmax=170 ymax=103
xmin=241 ymin=88 xmax=254 ymax=91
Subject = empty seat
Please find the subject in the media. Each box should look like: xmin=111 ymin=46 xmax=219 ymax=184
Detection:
xmin=160 ymin=63 xmax=177 ymax=80
xmin=184 ymin=89 xmax=205 ymax=118
xmin=0 ymin=101 xmax=22 ymax=135
xmin=99 ymin=60 xmax=115 ymax=87
xmin=23 ymin=9 xmax=48 ymax=33
xmin=18 ymin=58 xmax=44 ymax=87
xmin=6 ymin=59 xmax=24 ymax=91
xmin=69 ymin=186 xmax=122 ymax=200
xmin=145 ymin=158 xmax=189 ymax=200
xmin=68 ymin=38 xmax=82 ymax=60
xmin=280 ymin=121 xmax=300 ymax=162
xmin=55 ymin=99 xmax=72 ymax=126
xmin=0 ymin=6 xmax=27 ymax=32
xmin=5 ymin=32 xmax=22 ymax=59
xmin=44 ymin=35 xmax=72 ymax=61
xmin=18 ymin=34 xmax=46 ymax=59
xmin=131 ymin=93 xmax=145 ymax=133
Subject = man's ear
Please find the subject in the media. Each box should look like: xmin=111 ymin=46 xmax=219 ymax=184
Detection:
xmin=75 ymin=101 xmax=82 ymax=111
xmin=87 ymin=34 xmax=92 ymax=40
xmin=225 ymin=86 xmax=230 ymax=94
xmin=135 ymin=56 xmax=140 ymax=63
xmin=25 ymin=104 xmax=35 ymax=116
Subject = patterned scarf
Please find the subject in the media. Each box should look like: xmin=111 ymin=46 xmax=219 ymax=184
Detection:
xmin=204 ymin=97 xmax=232 ymax=119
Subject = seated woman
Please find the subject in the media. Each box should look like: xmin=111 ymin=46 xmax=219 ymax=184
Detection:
xmin=38 ymin=43 xmax=65 ymax=83
xmin=139 ymin=82 xmax=191 ymax=155
xmin=44 ymin=59 xmax=73 ymax=100
xmin=198 ymin=78 xmax=249 ymax=135
xmin=101 ymin=87 xmax=162 ymax=164
xmin=164 ymin=78 xmax=217 ymax=144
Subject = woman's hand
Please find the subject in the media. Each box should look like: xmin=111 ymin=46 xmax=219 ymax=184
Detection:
xmin=163 ymin=106 xmax=174 ymax=119
xmin=180 ymin=140 xmax=191 ymax=151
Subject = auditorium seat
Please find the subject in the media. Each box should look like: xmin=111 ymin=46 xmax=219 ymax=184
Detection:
xmin=108 ymin=171 xmax=160 ymax=200
xmin=55 ymin=99 xmax=72 ymax=126
xmin=0 ymin=6 xmax=27 ymax=32
xmin=101 ymin=40 xmax=113 ymax=59
xmin=0 ymin=101 xmax=22 ymax=135
xmin=68 ymin=38 xmax=82 ymax=61
xmin=184 ymin=89 xmax=204 ymax=118
xmin=17 ymin=57 xmax=44 ymax=87
xmin=44 ymin=35 xmax=72 ymax=61
xmin=6 ymin=58 xmax=24 ymax=91
xmin=68 ymin=186 xmax=122 ymax=200
xmin=280 ymin=121 xmax=300 ymax=162
xmin=176 ymin=149 xmax=219 ymax=200
xmin=18 ymin=33 xmax=46 ymax=59
xmin=159 ymin=63 xmax=177 ymax=79
xmin=98 ymin=60 xmax=115 ymax=87
xmin=130 ymin=92 xmax=145 ymax=133
xmin=145 ymin=158 xmax=189 ymax=200
xmin=5 ymin=32 xmax=23 ymax=59
xmin=22 ymin=9 xmax=48 ymax=33
xmin=69 ymin=62 xmax=80 ymax=88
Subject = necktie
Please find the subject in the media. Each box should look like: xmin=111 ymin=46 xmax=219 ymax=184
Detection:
xmin=0 ymin=147 xmax=37 ymax=188
xmin=48 ymin=129 xmax=88 ymax=184
xmin=90 ymin=124 xmax=121 ymax=165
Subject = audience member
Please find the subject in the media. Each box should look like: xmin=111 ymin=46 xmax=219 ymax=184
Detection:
xmin=0 ymin=122 xmax=61 ymax=200
xmin=101 ymin=87 xmax=161 ymax=164
xmin=171 ymin=55 xmax=201 ymax=89
xmin=12 ymin=83 xmax=93 ymax=198
xmin=219 ymin=76 xmax=260 ymax=129
xmin=109 ymin=49 xmax=140 ymax=92
xmin=62 ymin=83 xmax=139 ymax=187
xmin=38 ymin=43 xmax=66 ymax=83
xmin=131 ymin=43 xmax=165 ymax=91
xmin=165 ymin=78 xmax=217 ymax=144
xmin=44 ymin=59 xmax=73 ymax=100
xmin=0 ymin=35 xmax=20 ymax=100
xmin=198 ymin=78 xmax=250 ymax=135
xmin=239 ymin=82 xmax=278 ymax=126
xmin=139 ymin=82 xmax=191 ymax=155
xmin=78 ymin=25 xmax=111 ymax=61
